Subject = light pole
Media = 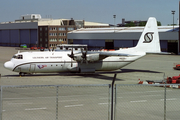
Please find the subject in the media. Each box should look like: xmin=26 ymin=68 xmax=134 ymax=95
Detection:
xmin=113 ymin=15 xmax=116 ymax=32
xmin=172 ymin=10 xmax=175 ymax=31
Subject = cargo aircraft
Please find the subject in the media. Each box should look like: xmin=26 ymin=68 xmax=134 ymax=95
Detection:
xmin=4 ymin=17 xmax=162 ymax=76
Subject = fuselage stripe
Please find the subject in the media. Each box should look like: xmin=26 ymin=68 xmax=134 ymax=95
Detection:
xmin=12 ymin=60 xmax=135 ymax=71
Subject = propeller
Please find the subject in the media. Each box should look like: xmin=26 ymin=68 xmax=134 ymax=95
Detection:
xmin=68 ymin=49 xmax=74 ymax=59
xmin=81 ymin=48 xmax=88 ymax=64
xmin=67 ymin=49 xmax=74 ymax=67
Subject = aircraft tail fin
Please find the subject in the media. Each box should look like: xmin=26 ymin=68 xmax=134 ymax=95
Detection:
xmin=135 ymin=17 xmax=161 ymax=53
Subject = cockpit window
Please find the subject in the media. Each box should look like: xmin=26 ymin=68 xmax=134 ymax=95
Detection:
xmin=12 ymin=54 xmax=23 ymax=59
xmin=12 ymin=55 xmax=17 ymax=59
xmin=18 ymin=55 xmax=23 ymax=59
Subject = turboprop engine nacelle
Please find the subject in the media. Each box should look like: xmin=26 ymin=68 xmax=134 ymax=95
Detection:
xmin=86 ymin=53 xmax=100 ymax=62
xmin=74 ymin=53 xmax=99 ymax=63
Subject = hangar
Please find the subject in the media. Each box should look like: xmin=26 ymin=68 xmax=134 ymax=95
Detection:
xmin=0 ymin=14 xmax=179 ymax=54
xmin=67 ymin=26 xmax=179 ymax=54
xmin=0 ymin=14 xmax=110 ymax=48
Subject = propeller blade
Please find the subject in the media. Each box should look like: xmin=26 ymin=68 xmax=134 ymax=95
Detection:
xmin=70 ymin=49 xmax=74 ymax=67
xmin=81 ymin=48 xmax=88 ymax=64
xmin=68 ymin=49 xmax=74 ymax=59
xmin=71 ymin=58 xmax=73 ymax=67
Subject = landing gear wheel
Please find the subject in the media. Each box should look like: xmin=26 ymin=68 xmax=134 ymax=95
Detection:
xmin=19 ymin=72 xmax=25 ymax=76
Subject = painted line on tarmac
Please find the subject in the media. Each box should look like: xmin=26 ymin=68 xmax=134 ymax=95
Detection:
xmin=99 ymin=97 xmax=108 ymax=100
xmin=140 ymin=94 xmax=161 ymax=97
xmin=160 ymin=98 xmax=177 ymax=101
xmin=3 ymin=98 xmax=31 ymax=100
xmin=59 ymin=99 xmax=78 ymax=102
xmin=117 ymin=97 xmax=123 ymax=98
xmin=8 ymin=102 xmax=33 ymax=105
xmin=130 ymin=100 xmax=147 ymax=103
xmin=128 ymin=90 xmax=172 ymax=94
xmin=98 ymin=103 xmax=109 ymax=105
xmin=4 ymin=96 xmax=55 ymax=100
xmin=25 ymin=107 xmax=47 ymax=111
xmin=99 ymin=97 xmax=122 ymax=100
xmin=65 ymin=104 xmax=83 ymax=108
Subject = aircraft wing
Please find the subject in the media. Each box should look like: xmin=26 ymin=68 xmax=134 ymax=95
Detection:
xmin=71 ymin=50 xmax=130 ymax=57
xmin=146 ymin=52 xmax=172 ymax=55
xmin=93 ymin=51 xmax=129 ymax=56
xmin=68 ymin=50 xmax=131 ymax=63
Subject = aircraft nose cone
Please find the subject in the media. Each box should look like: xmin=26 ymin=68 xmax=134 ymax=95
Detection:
xmin=4 ymin=61 xmax=14 ymax=71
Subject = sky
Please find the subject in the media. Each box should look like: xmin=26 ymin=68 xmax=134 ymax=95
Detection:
xmin=0 ymin=0 xmax=179 ymax=25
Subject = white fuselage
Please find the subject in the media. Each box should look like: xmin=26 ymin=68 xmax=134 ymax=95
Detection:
xmin=4 ymin=49 xmax=146 ymax=74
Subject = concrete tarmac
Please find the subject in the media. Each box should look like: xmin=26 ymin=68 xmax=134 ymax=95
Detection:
xmin=0 ymin=46 xmax=180 ymax=85
xmin=2 ymin=84 xmax=180 ymax=120
xmin=1 ymin=47 xmax=180 ymax=120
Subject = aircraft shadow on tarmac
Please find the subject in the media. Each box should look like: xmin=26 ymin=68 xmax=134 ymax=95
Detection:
xmin=3 ymin=69 xmax=162 ymax=81
xmin=120 ymin=69 xmax=162 ymax=73
xmin=3 ymin=73 xmax=124 ymax=81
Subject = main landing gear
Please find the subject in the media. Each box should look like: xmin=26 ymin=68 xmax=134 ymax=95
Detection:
xmin=19 ymin=72 xmax=33 ymax=76
xmin=19 ymin=72 xmax=26 ymax=76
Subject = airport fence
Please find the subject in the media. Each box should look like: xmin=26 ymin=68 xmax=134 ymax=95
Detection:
xmin=0 ymin=84 xmax=180 ymax=120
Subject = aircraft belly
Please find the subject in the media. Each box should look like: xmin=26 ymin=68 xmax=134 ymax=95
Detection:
xmin=77 ymin=58 xmax=133 ymax=71
xmin=78 ymin=60 xmax=102 ymax=67
xmin=95 ymin=56 xmax=139 ymax=71
xmin=97 ymin=61 xmax=131 ymax=71
xmin=66 ymin=62 xmax=79 ymax=72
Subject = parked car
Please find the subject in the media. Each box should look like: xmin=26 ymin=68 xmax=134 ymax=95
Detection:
xmin=38 ymin=47 xmax=45 ymax=50
xmin=30 ymin=46 xmax=38 ymax=50
xmin=20 ymin=44 xmax=27 ymax=48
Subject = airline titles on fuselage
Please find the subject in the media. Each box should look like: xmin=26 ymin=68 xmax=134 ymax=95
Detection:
xmin=32 ymin=56 xmax=62 ymax=59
